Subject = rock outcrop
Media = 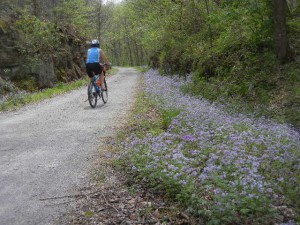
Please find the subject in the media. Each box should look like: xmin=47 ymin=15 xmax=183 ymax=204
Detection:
xmin=0 ymin=5 xmax=87 ymax=91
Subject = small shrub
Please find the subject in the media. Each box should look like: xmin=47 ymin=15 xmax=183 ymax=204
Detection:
xmin=0 ymin=77 xmax=15 ymax=94
xmin=15 ymin=77 xmax=38 ymax=92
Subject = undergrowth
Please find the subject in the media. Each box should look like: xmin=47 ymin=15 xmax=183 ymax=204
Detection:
xmin=116 ymin=70 xmax=300 ymax=225
xmin=181 ymin=52 xmax=300 ymax=130
xmin=0 ymin=67 xmax=118 ymax=111
xmin=0 ymin=78 xmax=88 ymax=111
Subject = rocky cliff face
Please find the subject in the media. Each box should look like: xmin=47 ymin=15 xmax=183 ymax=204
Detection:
xmin=53 ymin=25 xmax=87 ymax=85
xmin=0 ymin=6 xmax=20 ymax=74
xmin=0 ymin=6 xmax=87 ymax=92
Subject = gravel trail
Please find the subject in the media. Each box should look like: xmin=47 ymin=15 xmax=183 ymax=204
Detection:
xmin=0 ymin=67 xmax=140 ymax=225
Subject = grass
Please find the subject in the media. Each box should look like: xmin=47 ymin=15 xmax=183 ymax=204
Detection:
xmin=110 ymin=77 xmax=196 ymax=222
xmin=113 ymin=70 xmax=300 ymax=225
xmin=0 ymin=78 xmax=89 ymax=111
xmin=114 ymin=79 xmax=164 ymax=142
xmin=135 ymin=66 xmax=150 ymax=73
xmin=181 ymin=52 xmax=300 ymax=130
xmin=84 ymin=211 xmax=94 ymax=218
xmin=107 ymin=67 xmax=118 ymax=75
xmin=0 ymin=67 xmax=119 ymax=112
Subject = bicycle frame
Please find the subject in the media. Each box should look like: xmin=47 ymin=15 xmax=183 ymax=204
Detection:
xmin=92 ymin=74 xmax=101 ymax=92
xmin=87 ymin=63 xmax=109 ymax=108
xmin=91 ymin=63 xmax=108 ymax=91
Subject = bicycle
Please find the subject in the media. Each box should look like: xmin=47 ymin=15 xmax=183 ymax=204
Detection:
xmin=87 ymin=63 xmax=108 ymax=108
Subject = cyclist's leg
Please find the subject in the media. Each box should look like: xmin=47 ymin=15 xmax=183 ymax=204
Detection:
xmin=100 ymin=72 xmax=106 ymax=90
xmin=98 ymin=64 xmax=106 ymax=90
xmin=90 ymin=72 xmax=95 ymax=81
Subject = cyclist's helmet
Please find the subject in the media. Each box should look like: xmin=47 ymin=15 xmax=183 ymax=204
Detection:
xmin=91 ymin=39 xmax=100 ymax=48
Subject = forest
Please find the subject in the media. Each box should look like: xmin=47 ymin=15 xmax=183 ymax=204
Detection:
xmin=0 ymin=0 xmax=299 ymax=129
xmin=0 ymin=0 xmax=300 ymax=224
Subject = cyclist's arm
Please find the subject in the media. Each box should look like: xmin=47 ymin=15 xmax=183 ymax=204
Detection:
xmin=100 ymin=50 xmax=110 ymax=65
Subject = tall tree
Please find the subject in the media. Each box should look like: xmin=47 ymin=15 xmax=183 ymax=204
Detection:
xmin=273 ymin=0 xmax=293 ymax=63
xmin=54 ymin=0 xmax=91 ymax=36
xmin=95 ymin=0 xmax=103 ymax=40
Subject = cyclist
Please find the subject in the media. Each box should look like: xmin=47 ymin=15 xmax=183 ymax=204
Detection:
xmin=85 ymin=39 xmax=110 ymax=90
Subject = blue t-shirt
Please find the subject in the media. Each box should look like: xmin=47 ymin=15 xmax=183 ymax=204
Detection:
xmin=86 ymin=47 xmax=100 ymax=63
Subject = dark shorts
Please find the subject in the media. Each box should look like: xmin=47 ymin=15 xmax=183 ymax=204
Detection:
xmin=86 ymin=63 xmax=103 ymax=77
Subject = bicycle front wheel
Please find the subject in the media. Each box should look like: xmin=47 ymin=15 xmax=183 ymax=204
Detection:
xmin=88 ymin=81 xmax=97 ymax=108
xmin=101 ymin=79 xmax=108 ymax=104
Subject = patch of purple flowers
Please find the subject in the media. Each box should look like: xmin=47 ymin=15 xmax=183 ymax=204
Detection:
xmin=126 ymin=69 xmax=300 ymax=222
xmin=181 ymin=134 xmax=197 ymax=142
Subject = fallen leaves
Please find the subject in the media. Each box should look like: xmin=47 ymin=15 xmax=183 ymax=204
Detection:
xmin=58 ymin=146 xmax=200 ymax=225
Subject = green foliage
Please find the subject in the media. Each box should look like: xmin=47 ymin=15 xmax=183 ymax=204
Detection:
xmin=0 ymin=77 xmax=15 ymax=94
xmin=103 ymin=0 xmax=298 ymax=127
xmin=116 ymin=82 xmax=297 ymax=224
xmin=0 ymin=77 xmax=88 ymax=111
xmin=53 ymin=0 xmax=92 ymax=36
xmin=14 ymin=13 xmax=59 ymax=57
xmin=135 ymin=66 xmax=150 ymax=73
xmin=0 ymin=19 xmax=8 ymax=33
xmin=160 ymin=108 xmax=180 ymax=130
xmin=126 ymin=91 xmax=164 ymax=139
xmin=84 ymin=211 xmax=94 ymax=218
xmin=101 ymin=3 xmax=149 ymax=66
xmin=15 ymin=76 xmax=38 ymax=92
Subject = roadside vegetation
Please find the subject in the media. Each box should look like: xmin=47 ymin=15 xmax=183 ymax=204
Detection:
xmin=1 ymin=0 xmax=299 ymax=224
xmin=0 ymin=78 xmax=88 ymax=111
xmin=1 ymin=0 xmax=299 ymax=128
xmin=0 ymin=67 xmax=118 ymax=111
xmin=100 ymin=0 xmax=300 ymax=129
xmin=115 ymin=70 xmax=300 ymax=225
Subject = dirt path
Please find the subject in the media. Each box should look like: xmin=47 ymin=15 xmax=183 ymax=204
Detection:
xmin=0 ymin=67 xmax=140 ymax=225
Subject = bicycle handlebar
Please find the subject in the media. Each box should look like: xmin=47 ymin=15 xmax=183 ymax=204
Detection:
xmin=101 ymin=62 xmax=112 ymax=70
xmin=101 ymin=62 xmax=112 ymax=66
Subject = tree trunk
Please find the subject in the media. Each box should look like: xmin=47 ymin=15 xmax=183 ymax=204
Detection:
xmin=97 ymin=0 xmax=102 ymax=40
xmin=204 ymin=0 xmax=213 ymax=48
xmin=274 ymin=0 xmax=293 ymax=64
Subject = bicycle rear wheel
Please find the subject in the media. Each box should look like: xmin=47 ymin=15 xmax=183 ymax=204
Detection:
xmin=88 ymin=81 xmax=97 ymax=108
xmin=101 ymin=78 xmax=108 ymax=104
xmin=101 ymin=79 xmax=108 ymax=104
